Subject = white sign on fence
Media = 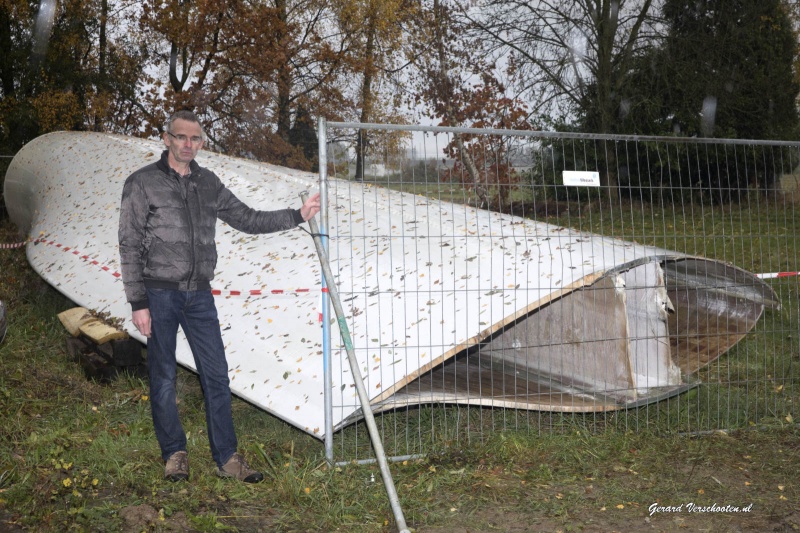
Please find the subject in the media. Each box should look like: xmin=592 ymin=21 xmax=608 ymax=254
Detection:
xmin=563 ymin=170 xmax=601 ymax=187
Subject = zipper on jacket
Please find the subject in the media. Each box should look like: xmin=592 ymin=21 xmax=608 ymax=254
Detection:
xmin=185 ymin=181 xmax=196 ymax=285
xmin=176 ymin=172 xmax=196 ymax=285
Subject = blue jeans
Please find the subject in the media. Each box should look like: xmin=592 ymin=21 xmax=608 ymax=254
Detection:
xmin=146 ymin=288 xmax=237 ymax=467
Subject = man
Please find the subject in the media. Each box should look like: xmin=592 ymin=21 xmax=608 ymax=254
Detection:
xmin=118 ymin=110 xmax=321 ymax=483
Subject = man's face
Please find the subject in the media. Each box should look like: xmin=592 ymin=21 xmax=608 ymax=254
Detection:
xmin=163 ymin=118 xmax=204 ymax=166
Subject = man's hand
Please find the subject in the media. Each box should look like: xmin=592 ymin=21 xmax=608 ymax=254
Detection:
xmin=132 ymin=308 xmax=152 ymax=338
xmin=299 ymin=192 xmax=321 ymax=221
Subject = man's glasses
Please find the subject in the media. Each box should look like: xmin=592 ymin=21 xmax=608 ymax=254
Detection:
xmin=167 ymin=131 xmax=204 ymax=144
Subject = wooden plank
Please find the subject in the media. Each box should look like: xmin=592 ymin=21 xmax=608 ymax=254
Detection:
xmin=79 ymin=320 xmax=128 ymax=345
xmin=76 ymin=350 xmax=119 ymax=384
xmin=97 ymin=339 xmax=142 ymax=367
xmin=64 ymin=336 xmax=89 ymax=360
xmin=57 ymin=307 xmax=94 ymax=337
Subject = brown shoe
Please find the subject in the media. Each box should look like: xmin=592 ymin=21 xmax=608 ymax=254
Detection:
xmin=217 ymin=452 xmax=264 ymax=483
xmin=164 ymin=451 xmax=189 ymax=482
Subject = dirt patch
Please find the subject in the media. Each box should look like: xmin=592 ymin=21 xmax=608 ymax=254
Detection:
xmin=411 ymin=430 xmax=800 ymax=533
xmin=414 ymin=504 xmax=800 ymax=533
xmin=119 ymin=504 xmax=194 ymax=532
xmin=0 ymin=508 xmax=25 ymax=532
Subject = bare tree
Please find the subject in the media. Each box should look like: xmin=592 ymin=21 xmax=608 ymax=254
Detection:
xmin=406 ymin=0 xmax=489 ymax=204
xmin=462 ymin=0 xmax=660 ymax=200
xmin=465 ymin=0 xmax=660 ymax=134
xmin=408 ymin=0 xmax=532 ymax=207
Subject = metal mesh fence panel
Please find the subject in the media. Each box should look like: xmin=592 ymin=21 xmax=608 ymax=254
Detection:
xmin=318 ymin=122 xmax=800 ymax=464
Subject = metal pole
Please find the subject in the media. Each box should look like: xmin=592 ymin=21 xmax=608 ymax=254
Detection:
xmin=300 ymin=191 xmax=411 ymax=533
xmin=318 ymin=117 xmax=334 ymax=464
xmin=323 ymin=120 xmax=800 ymax=147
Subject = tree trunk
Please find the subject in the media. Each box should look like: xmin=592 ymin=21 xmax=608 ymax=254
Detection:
xmin=169 ymin=43 xmax=189 ymax=92
xmin=275 ymin=0 xmax=292 ymax=140
xmin=593 ymin=1 xmax=620 ymax=203
xmin=432 ymin=0 xmax=488 ymax=206
xmin=0 ymin=5 xmax=16 ymax=98
xmin=355 ymin=22 xmax=376 ymax=182
xmin=94 ymin=0 xmax=108 ymax=132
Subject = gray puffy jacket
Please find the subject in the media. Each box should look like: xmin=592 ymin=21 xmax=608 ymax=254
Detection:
xmin=118 ymin=151 xmax=304 ymax=311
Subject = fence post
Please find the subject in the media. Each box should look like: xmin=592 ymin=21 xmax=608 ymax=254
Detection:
xmin=318 ymin=117 xmax=334 ymax=463
xmin=301 ymin=191 xmax=411 ymax=533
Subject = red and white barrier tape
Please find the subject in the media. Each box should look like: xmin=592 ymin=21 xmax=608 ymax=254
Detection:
xmin=210 ymin=288 xmax=311 ymax=296
xmin=0 ymin=239 xmax=30 ymax=249
xmin=32 ymin=238 xmax=124 ymax=278
xmin=23 ymin=238 xmax=318 ymax=296
xmin=755 ymin=272 xmax=800 ymax=279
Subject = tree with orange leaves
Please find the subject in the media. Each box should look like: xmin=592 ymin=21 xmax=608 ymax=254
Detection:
xmin=135 ymin=0 xmax=350 ymax=170
xmin=440 ymin=73 xmax=531 ymax=210
xmin=408 ymin=0 xmax=530 ymax=209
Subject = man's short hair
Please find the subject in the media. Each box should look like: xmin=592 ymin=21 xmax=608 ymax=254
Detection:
xmin=165 ymin=110 xmax=205 ymax=138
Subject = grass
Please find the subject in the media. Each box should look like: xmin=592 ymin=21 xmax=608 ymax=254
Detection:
xmin=2 ymin=193 xmax=800 ymax=531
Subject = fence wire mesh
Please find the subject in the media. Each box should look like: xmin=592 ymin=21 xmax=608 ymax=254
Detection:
xmin=319 ymin=122 xmax=800 ymax=464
